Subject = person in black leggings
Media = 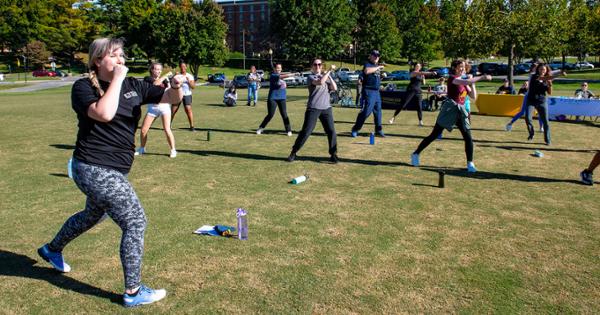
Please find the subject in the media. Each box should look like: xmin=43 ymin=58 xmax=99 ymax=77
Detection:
xmin=287 ymin=59 xmax=338 ymax=163
xmin=411 ymin=59 xmax=491 ymax=173
xmin=256 ymin=63 xmax=298 ymax=136
xmin=37 ymin=38 xmax=184 ymax=307
xmin=525 ymin=64 xmax=553 ymax=145
xmin=388 ymin=63 xmax=434 ymax=126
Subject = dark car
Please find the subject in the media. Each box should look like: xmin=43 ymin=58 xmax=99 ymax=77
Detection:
xmin=514 ymin=63 xmax=531 ymax=74
xmin=208 ymin=73 xmax=226 ymax=83
xmin=429 ymin=67 xmax=449 ymax=78
xmin=32 ymin=69 xmax=56 ymax=77
xmin=232 ymin=75 xmax=248 ymax=88
xmin=478 ymin=63 xmax=503 ymax=75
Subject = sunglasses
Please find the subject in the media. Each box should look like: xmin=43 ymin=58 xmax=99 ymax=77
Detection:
xmin=313 ymin=63 xmax=322 ymax=66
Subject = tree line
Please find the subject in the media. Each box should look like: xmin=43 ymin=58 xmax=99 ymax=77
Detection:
xmin=1 ymin=0 xmax=599 ymax=77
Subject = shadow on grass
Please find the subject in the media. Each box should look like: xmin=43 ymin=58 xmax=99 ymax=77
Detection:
xmin=419 ymin=166 xmax=581 ymax=184
xmin=478 ymin=144 xmax=596 ymax=153
xmin=0 ymin=249 xmax=122 ymax=305
xmin=178 ymin=149 xmax=412 ymax=166
xmin=49 ymin=173 xmax=69 ymax=178
xmin=412 ymin=183 xmax=440 ymax=188
xmin=49 ymin=144 xmax=75 ymax=150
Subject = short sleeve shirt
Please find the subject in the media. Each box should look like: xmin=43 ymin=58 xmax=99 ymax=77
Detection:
xmin=307 ymin=74 xmax=332 ymax=110
xmin=447 ymin=75 xmax=467 ymax=105
xmin=362 ymin=62 xmax=381 ymax=90
xmin=575 ymin=89 xmax=594 ymax=99
xmin=180 ymin=73 xmax=194 ymax=96
xmin=71 ymin=77 xmax=165 ymax=173
xmin=268 ymin=73 xmax=286 ymax=100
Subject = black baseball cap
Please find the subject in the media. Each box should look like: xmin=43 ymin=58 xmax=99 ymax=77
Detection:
xmin=370 ymin=50 xmax=380 ymax=57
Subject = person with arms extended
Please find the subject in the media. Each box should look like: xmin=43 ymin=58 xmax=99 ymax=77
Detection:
xmin=388 ymin=63 xmax=434 ymax=126
xmin=256 ymin=63 xmax=296 ymax=136
xmin=411 ymin=59 xmax=491 ymax=172
xmin=37 ymin=38 xmax=184 ymax=307
xmin=135 ymin=62 xmax=177 ymax=158
xmin=524 ymin=64 xmax=553 ymax=145
xmin=351 ymin=50 xmax=385 ymax=137
xmin=287 ymin=59 xmax=338 ymax=163
xmin=171 ymin=61 xmax=196 ymax=131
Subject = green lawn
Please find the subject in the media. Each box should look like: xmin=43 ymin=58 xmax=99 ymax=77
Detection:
xmin=0 ymin=85 xmax=599 ymax=314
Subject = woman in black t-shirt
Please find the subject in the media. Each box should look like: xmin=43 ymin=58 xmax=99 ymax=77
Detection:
xmin=525 ymin=64 xmax=553 ymax=145
xmin=388 ymin=63 xmax=434 ymax=126
xmin=37 ymin=38 xmax=184 ymax=307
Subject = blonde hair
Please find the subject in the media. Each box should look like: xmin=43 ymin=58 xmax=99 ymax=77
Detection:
xmin=87 ymin=38 xmax=124 ymax=97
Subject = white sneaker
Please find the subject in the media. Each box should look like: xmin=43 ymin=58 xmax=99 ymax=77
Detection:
xmin=256 ymin=128 xmax=263 ymax=135
xmin=287 ymin=131 xmax=292 ymax=137
xmin=388 ymin=117 xmax=395 ymax=124
xmin=419 ymin=120 xmax=424 ymax=127
xmin=169 ymin=149 xmax=177 ymax=158
xmin=539 ymin=127 xmax=544 ymax=132
xmin=411 ymin=153 xmax=420 ymax=167
xmin=467 ymin=161 xmax=477 ymax=173
xmin=505 ymin=124 xmax=512 ymax=131
xmin=135 ymin=147 xmax=145 ymax=156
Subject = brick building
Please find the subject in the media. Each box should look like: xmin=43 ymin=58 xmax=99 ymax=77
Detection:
xmin=215 ymin=0 xmax=271 ymax=55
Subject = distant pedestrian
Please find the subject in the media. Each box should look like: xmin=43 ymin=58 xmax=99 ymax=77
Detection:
xmin=246 ymin=65 xmax=260 ymax=106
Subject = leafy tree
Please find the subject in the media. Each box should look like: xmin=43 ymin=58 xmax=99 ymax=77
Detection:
xmin=270 ymin=0 xmax=355 ymax=64
xmin=400 ymin=2 xmax=443 ymax=64
xmin=354 ymin=2 xmax=402 ymax=63
xmin=567 ymin=0 xmax=597 ymax=61
xmin=24 ymin=40 xmax=51 ymax=68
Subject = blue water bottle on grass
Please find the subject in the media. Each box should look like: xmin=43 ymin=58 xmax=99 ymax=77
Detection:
xmin=369 ymin=132 xmax=375 ymax=145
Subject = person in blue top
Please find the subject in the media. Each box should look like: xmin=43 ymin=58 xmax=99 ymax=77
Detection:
xmin=256 ymin=63 xmax=298 ymax=136
xmin=351 ymin=50 xmax=385 ymax=137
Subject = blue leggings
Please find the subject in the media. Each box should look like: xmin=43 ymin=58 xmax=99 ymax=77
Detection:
xmin=509 ymin=94 xmax=543 ymax=128
xmin=48 ymin=158 xmax=147 ymax=290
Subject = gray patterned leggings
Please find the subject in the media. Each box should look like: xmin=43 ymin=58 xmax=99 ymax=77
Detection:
xmin=48 ymin=158 xmax=147 ymax=290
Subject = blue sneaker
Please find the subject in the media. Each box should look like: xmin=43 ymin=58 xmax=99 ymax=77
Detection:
xmin=37 ymin=244 xmax=71 ymax=273
xmin=123 ymin=284 xmax=167 ymax=307
xmin=351 ymin=130 xmax=358 ymax=138
xmin=411 ymin=153 xmax=420 ymax=167
xmin=376 ymin=131 xmax=385 ymax=138
xmin=467 ymin=162 xmax=477 ymax=173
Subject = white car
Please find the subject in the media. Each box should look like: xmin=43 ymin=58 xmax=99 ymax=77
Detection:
xmin=575 ymin=61 xmax=594 ymax=70
xmin=337 ymin=68 xmax=359 ymax=82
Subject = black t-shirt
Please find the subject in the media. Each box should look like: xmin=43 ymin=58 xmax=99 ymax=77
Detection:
xmin=143 ymin=76 xmax=169 ymax=88
xmin=407 ymin=74 xmax=423 ymax=93
xmin=72 ymin=77 xmax=165 ymax=173
xmin=526 ymin=75 xmax=550 ymax=106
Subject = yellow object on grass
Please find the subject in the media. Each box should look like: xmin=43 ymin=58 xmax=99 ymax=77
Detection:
xmin=474 ymin=94 xmax=523 ymax=117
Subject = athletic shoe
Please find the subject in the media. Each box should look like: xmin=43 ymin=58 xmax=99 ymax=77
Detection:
xmin=246 ymin=102 xmax=251 ymax=106
xmin=527 ymin=135 xmax=534 ymax=142
xmin=351 ymin=130 xmax=358 ymax=138
xmin=287 ymin=131 xmax=292 ymax=137
xmin=123 ymin=284 xmax=166 ymax=308
xmin=376 ymin=131 xmax=385 ymax=138
xmin=189 ymin=127 xmax=196 ymax=132
xmin=286 ymin=152 xmax=296 ymax=162
xmin=329 ymin=154 xmax=339 ymax=164
xmin=256 ymin=128 xmax=264 ymax=135
xmin=467 ymin=162 xmax=477 ymax=173
xmin=580 ymin=170 xmax=593 ymax=186
xmin=436 ymin=133 xmax=443 ymax=140
xmin=505 ymin=123 xmax=512 ymax=131
xmin=388 ymin=117 xmax=395 ymax=124
xmin=418 ymin=120 xmax=424 ymax=127
xmin=37 ymin=244 xmax=71 ymax=273
xmin=539 ymin=127 xmax=544 ymax=132
xmin=135 ymin=147 xmax=145 ymax=156
xmin=169 ymin=150 xmax=177 ymax=158
xmin=411 ymin=153 xmax=420 ymax=167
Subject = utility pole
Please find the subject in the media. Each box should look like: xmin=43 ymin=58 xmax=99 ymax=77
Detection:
xmin=242 ymin=30 xmax=246 ymax=70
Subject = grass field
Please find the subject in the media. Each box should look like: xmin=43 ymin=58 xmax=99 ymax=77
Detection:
xmin=0 ymin=85 xmax=599 ymax=314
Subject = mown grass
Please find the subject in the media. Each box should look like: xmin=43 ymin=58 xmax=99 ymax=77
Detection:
xmin=0 ymin=84 xmax=598 ymax=314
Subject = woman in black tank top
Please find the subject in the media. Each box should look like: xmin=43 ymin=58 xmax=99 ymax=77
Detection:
xmin=388 ymin=63 xmax=434 ymax=126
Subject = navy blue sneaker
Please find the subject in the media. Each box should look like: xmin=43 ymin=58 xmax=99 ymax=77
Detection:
xmin=37 ymin=244 xmax=71 ymax=273
xmin=351 ymin=130 xmax=358 ymax=138
xmin=123 ymin=284 xmax=167 ymax=307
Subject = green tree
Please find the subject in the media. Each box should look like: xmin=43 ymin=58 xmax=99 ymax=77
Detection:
xmin=270 ymin=0 xmax=355 ymax=64
xmin=567 ymin=0 xmax=597 ymax=61
xmin=354 ymin=2 xmax=402 ymax=63
xmin=24 ymin=40 xmax=51 ymax=68
xmin=400 ymin=2 xmax=443 ymax=64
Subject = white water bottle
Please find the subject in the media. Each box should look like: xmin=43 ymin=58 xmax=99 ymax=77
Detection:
xmin=236 ymin=208 xmax=248 ymax=240
xmin=291 ymin=175 xmax=307 ymax=184
xmin=67 ymin=158 xmax=73 ymax=179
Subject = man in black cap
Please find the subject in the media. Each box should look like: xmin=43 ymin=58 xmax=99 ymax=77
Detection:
xmin=351 ymin=50 xmax=385 ymax=137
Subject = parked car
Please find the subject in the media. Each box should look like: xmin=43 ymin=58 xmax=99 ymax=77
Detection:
xmin=548 ymin=62 xmax=564 ymax=70
xmin=478 ymin=62 xmax=500 ymax=75
xmin=32 ymin=69 xmax=56 ymax=77
xmin=429 ymin=67 xmax=450 ymax=78
xmin=207 ymin=73 xmax=226 ymax=83
xmin=514 ymin=63 xmax=531 ymax=74
xmin=336 ymin=67 xmax=357 ymax=82
xmin=54 ymin=70 xmax=67 ymax=77
xmin=232 ymin=75 xmax=248 ymax=88
xmin=389 ymin=70 xmax=410 ymax=80
xmin=574 ymin=61 xmax=594 ymax=69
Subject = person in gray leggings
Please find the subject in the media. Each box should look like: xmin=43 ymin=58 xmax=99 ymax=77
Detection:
xmin=37 ymin=37 xmax=184 ymax=307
